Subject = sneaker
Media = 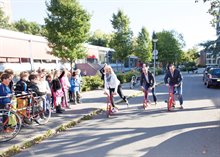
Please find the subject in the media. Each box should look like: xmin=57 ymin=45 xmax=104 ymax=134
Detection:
xmin=56 ymin=110 xmax=63 ymax=114
xmin=111 ymin=107 xmax=118 ymax=113
xmin=66 ymin=106 xmax=71 ymax=109
xmin=40 ymin=113 xmax=46 ymax=119
xmin=125 ymin=100 xmax=129 ymax=107
xmin=180 ymin=106 xmax=184 ymax=109
xmin=23 ymin=117 xmax=32 ymax=125
xmin=68 ymin=99 xmax=73 ymax=103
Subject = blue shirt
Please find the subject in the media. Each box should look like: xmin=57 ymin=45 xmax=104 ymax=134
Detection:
xmin=69 ymin=77 xmax=80 ymax=92
xmin=0 ymin=83 xmax=12 ymax=105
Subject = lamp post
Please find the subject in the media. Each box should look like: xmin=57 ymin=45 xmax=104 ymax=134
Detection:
xmin=152 ymin=32 xmax=158 ymax=77
xmin=28 ymin=39 xmax=34 ymax=71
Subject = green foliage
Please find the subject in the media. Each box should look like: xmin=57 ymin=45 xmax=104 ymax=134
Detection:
xmin=149 ymin=67 xmax=164 ymax=75
xmin=0 ymin=8 xmax=13 ymax=30
xmin=81 ymin=75 xmax=103 ymax=91
xmin=156 ymin=30 xmax=184 ymax=67
xmin=195 ymin=0 xmax=220 ymax=27
xmin=155 ymin=68 xmax=164 ymax=75
xmin=182 ymin=47 xmax=199 ymax=64
xmin=13 ymin=19 xmax=44 ymax=35
xmin=134 ymin=27 xmax=152 ymax=63
xmin=88 ymin=29 xmax=112 ymax=47
xmin=117 ymin=70 xmax=139 ymax=84
xmin=45 ymin=0 xmax=91 ymax=72
xmin=196 ymin=1 xmax=220 ymax=56
xmin=110 ymin=9 xmax=133 ymax=65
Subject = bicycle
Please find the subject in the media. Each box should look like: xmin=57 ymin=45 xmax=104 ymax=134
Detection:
xmin=167 ymin=85 xmax=176 ymax=111
xmin=15 ymin=92 xmax=52 ymax=125
xmin=142 ymin=89 xmax=151 ymax=110
xmin=0 ymin=95 xmax=22 ymax=142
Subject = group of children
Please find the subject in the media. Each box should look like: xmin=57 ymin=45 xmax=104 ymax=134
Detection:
xmin=0 ymin=68 xmax=82 ymax=114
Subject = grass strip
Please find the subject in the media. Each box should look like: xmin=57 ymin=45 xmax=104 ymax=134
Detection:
xmin=0 ymin=108 xmax=104 ymax=157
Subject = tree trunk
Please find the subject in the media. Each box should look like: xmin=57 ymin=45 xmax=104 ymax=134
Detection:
xmin=121 ymin=61 xmax=124 ymax=73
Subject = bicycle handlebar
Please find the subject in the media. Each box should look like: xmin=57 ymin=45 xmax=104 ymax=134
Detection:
xmin=0 ymin=91 xmax=39 ymax=100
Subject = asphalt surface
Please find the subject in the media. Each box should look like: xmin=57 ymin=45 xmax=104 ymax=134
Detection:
xmin=12 ymin=72 xmax=220 ymax=157
xmin=0 ymin=74 xmax=164 ymax=155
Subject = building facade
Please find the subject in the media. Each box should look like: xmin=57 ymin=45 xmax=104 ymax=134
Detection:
xmin=0 ymin=29 xmax=118 ymax=72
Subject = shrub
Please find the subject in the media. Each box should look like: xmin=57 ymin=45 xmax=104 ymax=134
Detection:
xmin=149 ymin=67 xmax=163 ymax=76
xmin=81 ymin=75 xmax=103 ymax=91
xmin=116 ymin=70 xmax=140 ymax=84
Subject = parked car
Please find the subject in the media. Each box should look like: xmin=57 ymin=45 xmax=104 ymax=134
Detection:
xmin=204 ymin=68 xmax=220 ymax=88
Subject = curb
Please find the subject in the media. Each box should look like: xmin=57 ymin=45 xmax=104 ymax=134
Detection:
xmin=0 ymin=109 xmax=104 ymax=157
xmin=0 ymin=81 xmax=164 ymax=157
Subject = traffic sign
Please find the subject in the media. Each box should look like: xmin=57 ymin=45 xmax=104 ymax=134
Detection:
xmin=153 ymin=50 xmax=158 ymax=55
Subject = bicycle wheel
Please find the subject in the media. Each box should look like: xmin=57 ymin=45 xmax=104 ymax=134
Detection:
xmin=0 ymin=109 xmax=22 ymax=142
xmin=32 ymin=99 xmax=51 ymax=125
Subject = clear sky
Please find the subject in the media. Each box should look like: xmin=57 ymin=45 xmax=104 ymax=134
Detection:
xmin=11 ymin=0 xmax=216 ymax=50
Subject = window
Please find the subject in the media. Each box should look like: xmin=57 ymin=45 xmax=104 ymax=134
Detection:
xmin=21 ymin=58 xmax=30 ymax=63
xmin=7 ymin=58 xmax=20 ymax=63
xmin=34 ymin=59 xmax=42 ymax=63
xmin=42 ymin=59 xmax=56 ymax=63
xmin=0 ymin=58 xmax=7 ymax=63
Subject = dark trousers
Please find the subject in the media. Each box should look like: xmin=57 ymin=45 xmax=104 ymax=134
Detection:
xmin=108 ymin=84 xmax=127 ymax=107
xmin=109 ymin=88 xmax=116 ymax=107
xmin=117 ymin=84 xmax=127 ymax=102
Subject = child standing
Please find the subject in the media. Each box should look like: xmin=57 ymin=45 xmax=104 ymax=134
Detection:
xmin=69 ymin=71 xmax=81 ymax=105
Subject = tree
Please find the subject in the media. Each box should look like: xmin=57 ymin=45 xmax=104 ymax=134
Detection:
xmin=196 ymin=0 xmax=220 ymax=55
xmin=195 ymin=0 xmax=220 ymax=27
xmin=182 ymin=47 xmax=200 ymax=64
xmin=88 ymin=29 xmax=112 ymax=47
xmin=45 ymin=0 xmax=91 ymax=72
xmin=134 ymin=27 xmax=152 ymax=63
xmin=0 ymin=8 xmax=11 ymax=29
xmin=13 ymin=19 xmax=43 ymax=35
xmin=156 ymin=30 xmax=185 ymax=68
xmin=110 ymin=9 xmax=133 ymax=71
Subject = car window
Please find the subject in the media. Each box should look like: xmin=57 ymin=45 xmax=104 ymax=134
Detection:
xmin=212 ymin=69 xmax=220 ymax=76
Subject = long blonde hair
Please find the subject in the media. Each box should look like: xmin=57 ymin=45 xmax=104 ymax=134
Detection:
xmin=53 ymin=70 xmax=60 ymax=79
xmin=104 ymin=65 xmax=114 ymax=74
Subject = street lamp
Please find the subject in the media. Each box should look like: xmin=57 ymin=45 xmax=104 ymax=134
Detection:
xmin=28 ymin=39 xmax=34 ymax=71
xmin=152 ymin=32 xmax=158 ymax=77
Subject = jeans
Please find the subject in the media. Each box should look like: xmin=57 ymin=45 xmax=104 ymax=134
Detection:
xmin=175 ymin=84 xmax=183 ymax=105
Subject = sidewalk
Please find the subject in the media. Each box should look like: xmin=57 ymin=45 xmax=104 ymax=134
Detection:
xmin=0 ymin=75 xmax=164 ymax=156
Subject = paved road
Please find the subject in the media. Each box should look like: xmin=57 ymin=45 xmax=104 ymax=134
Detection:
xmin=0 ymin=74 xmax=164 ymax=154
xmin=13 ymin=73 xmax=220 ymax=157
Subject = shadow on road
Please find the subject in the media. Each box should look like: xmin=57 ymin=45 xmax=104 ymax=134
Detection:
xmin=19 ymin=119 xmax=220 ymax=157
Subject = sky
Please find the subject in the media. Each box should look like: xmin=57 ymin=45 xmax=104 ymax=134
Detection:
xmin=10 ymin=0 xmax=217 ymax=50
